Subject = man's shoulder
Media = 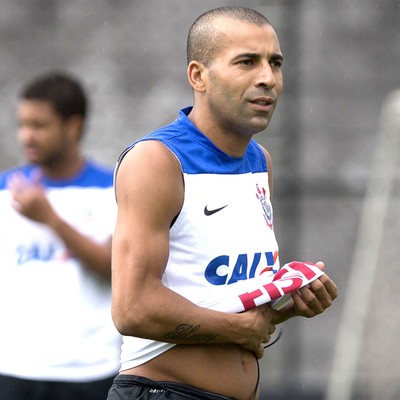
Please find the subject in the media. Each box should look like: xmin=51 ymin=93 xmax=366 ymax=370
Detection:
xmin=135 ymin=107 xmax=191 ymax=145
xmin=77 ymin=160 xmax=114 ymax=188
xmin=85 ymin=160 xmax=114 ymax=176
xmin=143 ymin=115 xmax=186 ymax=143
xmin=118 ymin=111 xmax=186 ymax=162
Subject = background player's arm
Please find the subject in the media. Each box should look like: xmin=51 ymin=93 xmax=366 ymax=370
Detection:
xmin=47 ymin=216 xmax=112 ymax=279
xmin=111 ymin=140 xmax=277 ymax=358
xmin=9 ymin=173 xmax=112 ymax=279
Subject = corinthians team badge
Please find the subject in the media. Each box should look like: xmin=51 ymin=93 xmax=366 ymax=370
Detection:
xmin=256 ymin=183 xmax=273 ymax=229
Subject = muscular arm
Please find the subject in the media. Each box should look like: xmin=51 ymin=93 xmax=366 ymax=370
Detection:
xmin=111 ymin=140 xmax=276 ymax=357
xmin=9 ymin=172 xmax=112 ymax=280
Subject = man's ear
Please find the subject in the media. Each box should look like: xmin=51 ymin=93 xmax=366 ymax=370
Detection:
xmin=187 ymin=60 xmax=207 ymax=93
xmin=66 ymin=115 xmax=84 ymax=142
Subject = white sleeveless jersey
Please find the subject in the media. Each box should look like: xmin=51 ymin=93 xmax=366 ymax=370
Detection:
xmin=0 ymin=161 xmax=121 ymax=381
xmin=118 ymin=107 xmax=280 ymax=370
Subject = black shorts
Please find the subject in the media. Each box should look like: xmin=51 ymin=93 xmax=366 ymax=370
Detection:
xmin=107 ymin=375 xmax=236 ymax=400
xmin=0 ymin=373 xmax=114 ymax=400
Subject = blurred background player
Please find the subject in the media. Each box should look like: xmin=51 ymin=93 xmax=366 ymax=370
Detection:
xmin=0 ymin=72 xmax=121 ymax=400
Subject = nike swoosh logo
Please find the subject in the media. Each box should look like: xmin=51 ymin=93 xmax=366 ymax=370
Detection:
xmin=204 ymin=204 xmax=228 ymax=216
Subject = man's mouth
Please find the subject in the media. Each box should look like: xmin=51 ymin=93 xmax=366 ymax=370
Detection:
xmin=249 ymin=97 xmax=275 ymax=111
xmin=250 ymin=97 xmax=274 ymax=106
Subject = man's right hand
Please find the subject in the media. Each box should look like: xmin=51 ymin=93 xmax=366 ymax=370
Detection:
xmin=236 ymin=304 xmax=278 ymax=359
xmin=8 ymin=171 xmax=57 ymax=225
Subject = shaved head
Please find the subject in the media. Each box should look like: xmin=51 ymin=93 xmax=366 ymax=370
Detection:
xmin=187 ymin=6 xmax=270 ymax=66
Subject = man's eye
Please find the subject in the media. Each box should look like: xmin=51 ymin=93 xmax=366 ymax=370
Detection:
xmin=32 ymin=122 xmax=46 ymax=129
xmin=239 ymin=59 xmax=255 ymax=66
xmin=270 ymin=60 xmax=282 ymax=68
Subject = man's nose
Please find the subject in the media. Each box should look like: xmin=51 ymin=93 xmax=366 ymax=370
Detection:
xmin=18 ymin=125 xmax=36 ymax=142
xmin=255 ymin=63 xmax=276 ymax=89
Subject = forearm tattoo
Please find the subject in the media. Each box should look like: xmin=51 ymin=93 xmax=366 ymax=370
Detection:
xmin=163 ymin=324 xmax=217 ymax=343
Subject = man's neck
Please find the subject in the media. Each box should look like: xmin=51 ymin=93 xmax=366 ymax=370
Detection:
xmin=187 ymin=106 xmax=250 ymax=158
xmin=40 ymin=155 xmax=85 ymax=180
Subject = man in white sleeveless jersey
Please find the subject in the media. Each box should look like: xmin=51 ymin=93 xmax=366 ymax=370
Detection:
xmin=108 ymin=6 xmax=338 ymax=400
